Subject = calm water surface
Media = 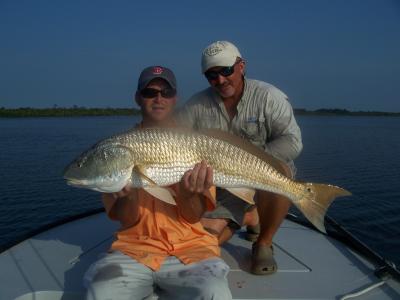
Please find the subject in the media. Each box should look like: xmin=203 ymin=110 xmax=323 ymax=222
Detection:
xmin=0 ymin=116 xmax=399 ymax=266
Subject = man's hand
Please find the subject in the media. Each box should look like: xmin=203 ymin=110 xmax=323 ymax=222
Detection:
xmin=109 ymin=185 xmax=132 ymax=200
xmin=178 ymin=161 xmax=214 ymax=223
xmin=102 ymin=185 xmax=139 ymax=226
xmin=181 ymin=161 xmax=213 ymax=195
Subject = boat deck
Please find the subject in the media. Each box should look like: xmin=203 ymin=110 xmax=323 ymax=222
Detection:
xmin=1 ymin=212 xmax=399 ymax=300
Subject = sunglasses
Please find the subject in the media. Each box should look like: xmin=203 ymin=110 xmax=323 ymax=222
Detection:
xmin=140 ymin=88 xmax=176 ymax=99
xmin=204 ymin=61 xmax=239 ymax=80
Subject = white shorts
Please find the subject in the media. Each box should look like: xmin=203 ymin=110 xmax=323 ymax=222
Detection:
xmin=84 ymin=251 xmax=232 ymax=300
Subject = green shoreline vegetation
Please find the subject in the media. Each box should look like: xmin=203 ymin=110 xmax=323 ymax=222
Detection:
xmin=0 ymin=106 xmax=141 ymax=117
xmin=293 ymin=108 xmax=400 ymax=117
xmin=0 ymin=107 xmax=399 ymax=117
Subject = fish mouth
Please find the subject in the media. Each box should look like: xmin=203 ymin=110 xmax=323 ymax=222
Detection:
xmin=65 ymin=178 xmax=106 ymax=192
xmin=64 ymin=173 xmax=132 ymax=193
xmin=65 ymin=178 xmax=91 ymax=188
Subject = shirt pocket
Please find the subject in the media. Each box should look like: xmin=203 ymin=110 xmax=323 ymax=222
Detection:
xmin=196 ymin=113 xmax=219 ymax=129
xmin=240 ymin=117 xmax=267 ymax=146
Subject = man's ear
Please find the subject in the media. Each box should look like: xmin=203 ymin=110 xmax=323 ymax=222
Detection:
xmin=135 ymin=92 xmax=142 ymax=107
xmin=239 ymin=60 xmax=246 ymax=76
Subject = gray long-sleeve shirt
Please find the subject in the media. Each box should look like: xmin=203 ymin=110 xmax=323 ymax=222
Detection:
xmin=176 ymin=79 xmax=303 ymax=167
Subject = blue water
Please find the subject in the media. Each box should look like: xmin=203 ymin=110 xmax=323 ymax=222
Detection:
xmin=0 ymin=116 xmax=399 ymax=266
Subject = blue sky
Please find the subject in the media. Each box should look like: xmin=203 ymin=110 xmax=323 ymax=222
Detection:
xmin=1 ymin=0 xmax=399 ymax=111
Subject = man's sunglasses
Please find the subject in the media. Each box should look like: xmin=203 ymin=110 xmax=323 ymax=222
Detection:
xmin=139 ymin=88 xmax=176 ymax=99
xmin=204 ymin=62 xmax=239 ymax=80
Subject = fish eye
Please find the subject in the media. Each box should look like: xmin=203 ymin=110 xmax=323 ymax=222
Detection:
xmin=77 ymin=162 xmax=83 ymax=168
xmin=306 ymin=187 xmax=312 ymax=192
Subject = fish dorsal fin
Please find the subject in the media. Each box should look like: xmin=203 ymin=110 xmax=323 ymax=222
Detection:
xmin=226 ymin=187 xmax=256 ymax=204
xmin=143 ymin=186 xmax=177 ymax=205
xmin=197 ymin=128 xmax=287 ymax=175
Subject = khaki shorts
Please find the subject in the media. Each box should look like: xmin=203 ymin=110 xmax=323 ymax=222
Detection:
xmin=203 ymin=162 xmax=296 ymax=230
xmin=203 ymin=188 xmax=254 ymax=230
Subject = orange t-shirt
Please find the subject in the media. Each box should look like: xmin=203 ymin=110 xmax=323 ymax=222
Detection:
xmin=103 ymin=185 xmax=219 ymax=271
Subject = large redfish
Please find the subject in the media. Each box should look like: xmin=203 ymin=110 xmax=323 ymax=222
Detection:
xmin=63 ymin=128 xmax=351 ymax=233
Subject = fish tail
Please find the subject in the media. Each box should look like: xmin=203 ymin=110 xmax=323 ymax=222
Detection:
xmin=294 ymin=183 xmax=352 ymax=233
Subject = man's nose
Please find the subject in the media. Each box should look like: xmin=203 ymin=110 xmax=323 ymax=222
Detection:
xmin=214 ymin=74 xmax=226 ymax=85
xmin=154 ymin=92 xmax=163 ymax=102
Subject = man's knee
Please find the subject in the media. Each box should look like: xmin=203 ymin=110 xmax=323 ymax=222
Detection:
xmin=197 ymin=277 xmax=232 ymax=300
xmin=201 ymin=217 xmax=228 ymax=235
xmin=256 ymin=190 xmax=291 ymax=206
xmin=243 ymin=205 xmax=259 ymax=226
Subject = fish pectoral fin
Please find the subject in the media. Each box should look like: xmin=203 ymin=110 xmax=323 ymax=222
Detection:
xmin=144 ymin=187 xmax=177 ymax=205
xmin=226 ymin=188 xmax=256 ymax=205
xmin=133 ymin=165 xmax=176 ymax=205
xmin=133 ymin=165 xmax=158 ymax=185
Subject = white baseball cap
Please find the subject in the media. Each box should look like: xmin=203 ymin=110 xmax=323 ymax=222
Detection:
xmin=201 ymin=41 xmax=242 ymax=73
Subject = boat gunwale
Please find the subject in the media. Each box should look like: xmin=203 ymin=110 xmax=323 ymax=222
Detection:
xmin=0 ymin=207 xmax=105 ymax=253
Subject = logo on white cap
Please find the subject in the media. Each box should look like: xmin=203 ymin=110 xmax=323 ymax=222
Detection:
xmin=201 ymin=41 xmax=242 ymax=73
xmin=204 ymin=44 xmax=223 ymax=57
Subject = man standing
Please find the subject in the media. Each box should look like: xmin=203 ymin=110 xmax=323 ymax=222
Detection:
xmin=177 ymin=41 xmax=303 ymax=275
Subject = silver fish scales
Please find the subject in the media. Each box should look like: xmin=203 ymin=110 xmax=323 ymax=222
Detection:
xmin=64 ymin=127 xmax=351 ymax=233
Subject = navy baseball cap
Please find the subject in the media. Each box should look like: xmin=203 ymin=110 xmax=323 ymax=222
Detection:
xmin=137 ymin=66 xmax=177 ymax=91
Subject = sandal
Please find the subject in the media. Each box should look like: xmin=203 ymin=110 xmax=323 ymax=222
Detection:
xmin=245 ymin=224 xmax=260 ymax=242
xmin=251 ymin=243 xmax=277 ymax=275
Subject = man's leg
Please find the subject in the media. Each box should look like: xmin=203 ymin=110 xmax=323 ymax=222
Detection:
xmin=256 ymin=191 xmax=291 ymax=247
xmin=84 ymin=251 xmax=154 ymax=300
xmin=251 ymin=161 xmax=294 ymax=275
xmin=217 ymin=224 xmax=236 ymax=244
xmin=201 ymin=198 xmax=240 ymax=245
xmin=251 ymin=191 xmax=291 ymax=275
xmin=243 ymin=205 xmax=259 ymax=227
xmin=201 ymin=217 xmax=232 ymax=244
xmin=218 ymin=204 xmax=260 ymax=244
xmin=201 ymin=188 xmax=254 ymax=244
xmin=156 ymin=256 xmax=232 ymax=300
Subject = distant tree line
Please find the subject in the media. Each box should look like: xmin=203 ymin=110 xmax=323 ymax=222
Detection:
xmin=0 ymin=107 xmax=141 ymax=117
xmin=0 ymin=107 xmax=399 ymax=117
xmin=294 ymin=108 xmax=400 ymax=117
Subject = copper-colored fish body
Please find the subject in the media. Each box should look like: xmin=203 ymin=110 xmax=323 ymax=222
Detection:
xmin=64 ymin=128 xmax=351 ymax=232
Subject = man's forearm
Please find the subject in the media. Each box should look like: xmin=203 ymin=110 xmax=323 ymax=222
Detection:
xmin=265 ymin=135 xmax=303 ymax=162
xmin=176 ymin=191 xmax=207 ymax=224
xmin=102 ymin=193 xmax=140 ymax=228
